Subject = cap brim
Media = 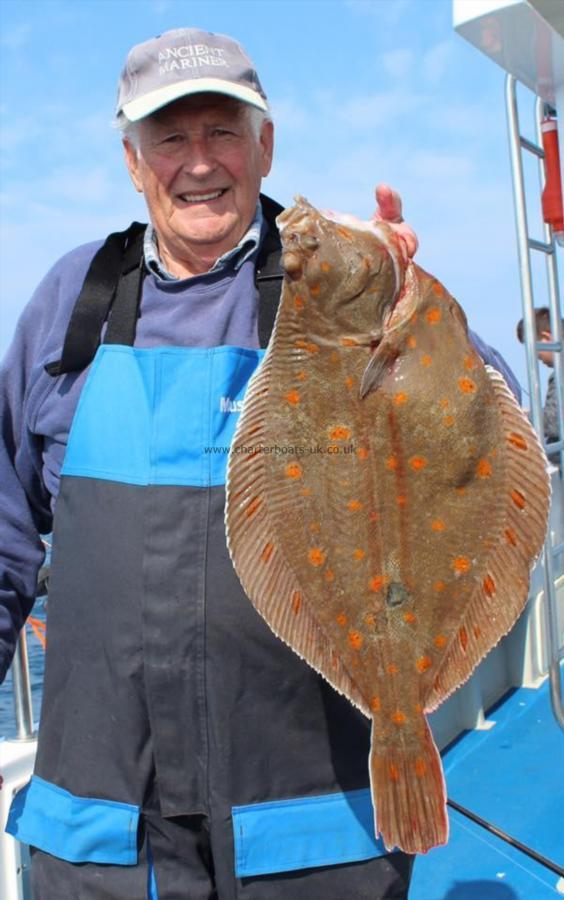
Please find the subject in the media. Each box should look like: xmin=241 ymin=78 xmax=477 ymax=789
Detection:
xmin=121 ymin=77 xmax=267 ymax=121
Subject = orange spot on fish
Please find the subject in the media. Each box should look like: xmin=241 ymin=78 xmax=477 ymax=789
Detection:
xmin=295 ymin=339 xmax=308 ymax=350
xmin=285 ymin=463 xmax=302 ymax=479
xmin=434 ymin=581 xmax=446 ymax=592
xmin=455 ymin=485 xmax=466 ymax=494
xmin=353 ymin=548 xmax=365 ymax=560
xmin=364 ymin=612 xmax=377 ymax=626
xmin=330 ymin=426 xmax=351 ymax=440
xmin=396 ymin=495 xmax=407 ymax=507
xmin=427 ymin=306 xmax=442 ymax=323
xmin=505 ymin=528 xmax=518 ymax=546
xmin=403 ymin=612 xmax=416 ymax=624
xmin=309 ymin=522 xmax=321 ymax=532
xmin=369 ymin=510 xmax=379 ymax=522
xmin=459 ymin=627 xmax=469 ymax=651
xmin=473 ymin=626 xmax=482 ymax=639
xmin=392 ymin=710 xmax=407 ymax=725
xmin=416 ymin=656 xmax=432 ymax=673
xmin=245 ymin=497 xmax=262 ymax=518
xmin=345 ymin=376 xmax=354 ymax=389
xmin=348 ymin=630 xmax=363 ymax=650
xmin=340 ymin=337 xmax=361 ymax=347
xmin=443 ymin=415 xmax=455 ymax=427
xmin=440 ymin=397 xmax=450 ymax=409
xmin=285 ymin=390 xmax=300 ymax=405
xmin=306 ymin=342 xmax=319 ymax=354
xmin=386 ymin=456 xmax=399 ymax=470
xmin=414 ymin=703 xmax=423 ymax=714
xmin=477 ymin=459 xmax=492 ymax=478
xmin=291 ymin=591 xmax=301 ymax=615
xmin=261 ymin=542 xmax=274 ymax=563
xmin=296 ymin=370 xmax=308 ymax=381
xmin=370 ymin=576 xmax=385 ymax=592
xmin=309 ymin=548 xmax=326 ymax=567
xmin=409 ymin=456 xmax=427 ymax=471
xmin=508 ymin=432 xmax=528 ymax=451
xmin=310 ymin=284 xmax=321 ymax=297
xmin=336 ymin=613 xmax=347 ymax=628
xmin=510 ymin=489 xmax=526 ymax=510
xmin=393 ymin=392 xmax=408 ymax=405
xmin=421 ymin=354 xmax=433 ymax=367
xmin=387 ymin=663 xmax=399 ymax=675
xmin=415 ymin=758 xmax=427 ymax=778
xmin=370 ymin=696 xmax=381 ymax=712
xmin=320 ymin=261 xmax=331 ymax=272
xmin=407 ymin=335 xmax=417 ymax=349
xmin=432 ymin=283 xmax=444 ymax=298
xmin=434 ymin=634 xmax=448 ymax=648
xmin=294 ymin=294 xmax=304 ymax=311
xmin=325 ymin=568 xmax=335 ymax=582
xmin=389 ymin=763 xmax=400 ymax=781
xmin=483 ymin=576 xmax=496 ymax=597
xmin=347 ymin=499 xmax=363 ymax=511
xmin=431 ymin=519 xmax=446 ymax=532
xmin=453 ymin=556 xmax=471 ymax=574
xmin=458 ymin=377 xmax=477 ymax=394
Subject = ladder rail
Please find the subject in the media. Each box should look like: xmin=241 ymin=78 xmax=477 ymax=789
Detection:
xmin=505 ymin=74 xmax=564 ymax=730
xmin=535 ymin=96 xmax=564 ymax=473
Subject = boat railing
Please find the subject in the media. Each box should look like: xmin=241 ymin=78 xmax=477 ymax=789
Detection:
xmin=10 ymin=631 xmax=36 ymax=743
xmin=505 ymin=73 xmax=564 ymax=729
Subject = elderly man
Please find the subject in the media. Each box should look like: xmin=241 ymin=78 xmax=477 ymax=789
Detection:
xmin=1 ymin=27 xmax=518 ymax=900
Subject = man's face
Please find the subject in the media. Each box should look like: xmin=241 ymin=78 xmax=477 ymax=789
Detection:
xmin=124 ymin=94 xmax=274 ymax=275
xmin=538 ymin=331 xmax=555 ymax=369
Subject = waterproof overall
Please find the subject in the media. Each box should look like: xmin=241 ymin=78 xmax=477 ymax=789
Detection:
xmin=7 ymin=200 xmax=413 ymax=899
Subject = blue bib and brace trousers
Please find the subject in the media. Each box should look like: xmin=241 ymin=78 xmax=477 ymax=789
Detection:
xmin=6 ymin=197 xmax=413 ymax=899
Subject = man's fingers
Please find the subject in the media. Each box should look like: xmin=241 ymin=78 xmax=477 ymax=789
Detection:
xmin=374 ymin=183 xmax=403 ymax=224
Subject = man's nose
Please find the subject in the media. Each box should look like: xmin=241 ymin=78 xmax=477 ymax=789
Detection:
xmin=182 ymin=139 xmax=216 ymax=176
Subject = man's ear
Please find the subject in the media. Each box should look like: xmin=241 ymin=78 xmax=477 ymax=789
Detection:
xmin=123 ymin=139 xmax=144 ymax=193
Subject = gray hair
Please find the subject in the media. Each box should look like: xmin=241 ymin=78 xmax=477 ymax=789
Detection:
xmin=114 ymin=100 xmax=271 ymax=151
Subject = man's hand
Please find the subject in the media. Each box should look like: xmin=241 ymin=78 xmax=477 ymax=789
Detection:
xmin=373 ymin=184 xmax=418 ymax=259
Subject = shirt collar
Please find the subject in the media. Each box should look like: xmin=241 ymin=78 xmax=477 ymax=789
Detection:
xmin=143 ymin=201 xmax=264 ymax=281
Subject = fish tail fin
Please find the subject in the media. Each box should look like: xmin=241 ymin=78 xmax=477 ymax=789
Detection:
xmin=369 ymin=715 xmax=448 ymax=854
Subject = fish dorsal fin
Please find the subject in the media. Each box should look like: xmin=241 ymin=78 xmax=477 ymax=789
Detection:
xmin=426 ymin=366 xmax=551 ymax=711
xmin=225 ymin=348 xmax=371 ymax=718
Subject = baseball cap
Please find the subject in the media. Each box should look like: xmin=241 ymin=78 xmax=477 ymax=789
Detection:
xmin=116 ymin=27 xmax=268 ymax=121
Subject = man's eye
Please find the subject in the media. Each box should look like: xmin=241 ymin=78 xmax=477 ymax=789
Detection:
xmin=211 ymin=128 xmax=235 ymax=138
xmin=161 ymin=134 xmax=184 ymax=144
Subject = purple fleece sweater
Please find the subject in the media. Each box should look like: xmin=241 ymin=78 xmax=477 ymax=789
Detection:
xmin=0 ymin=235 xmax=521 ymax=683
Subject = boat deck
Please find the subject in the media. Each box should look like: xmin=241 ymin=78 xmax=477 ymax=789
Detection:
xmin=411 ymin=676 xmax=564 ymax=899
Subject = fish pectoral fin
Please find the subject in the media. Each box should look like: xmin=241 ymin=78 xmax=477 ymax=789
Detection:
xmin=359 ymin=341 xmax=400 ymax=398
xmin=369 ymin=715 xmax=448 ymax=854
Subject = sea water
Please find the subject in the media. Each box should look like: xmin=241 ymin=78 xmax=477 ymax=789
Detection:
xmin=0 ymin=598 xmax=46 ymax=738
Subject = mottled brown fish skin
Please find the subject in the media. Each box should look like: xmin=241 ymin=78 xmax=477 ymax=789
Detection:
xmin=225 ymin=197 xmax=550 ymax=855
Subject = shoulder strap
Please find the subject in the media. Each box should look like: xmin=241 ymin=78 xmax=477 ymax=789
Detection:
xmin=45 ymin=222 xmax=146 ymax=376
xmin=256 ymin=194 xmax=284 ymax=348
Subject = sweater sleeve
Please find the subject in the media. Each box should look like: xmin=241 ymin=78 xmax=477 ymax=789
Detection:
xmin=468 ymin=329 xmax=522 ymax=404
xmin=0 ymin=241 xmax=101 ymax=683
xmin=0 ymin=303 xmax=54 ymax=683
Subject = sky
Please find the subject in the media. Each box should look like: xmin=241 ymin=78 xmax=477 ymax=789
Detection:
xmin=0 ymin=0 xmax=560 ymax=396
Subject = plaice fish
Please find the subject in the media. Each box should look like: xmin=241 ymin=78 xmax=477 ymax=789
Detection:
xmin=225 ymin=196 xmax=550 ymax=855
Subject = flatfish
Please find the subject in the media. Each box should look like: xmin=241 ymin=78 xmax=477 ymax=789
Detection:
xmin=225 ymin=196 xmax=550 ymax=854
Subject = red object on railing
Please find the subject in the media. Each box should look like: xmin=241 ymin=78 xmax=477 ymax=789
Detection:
xmin=541 ymin=117 xmax=564 ymax=245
